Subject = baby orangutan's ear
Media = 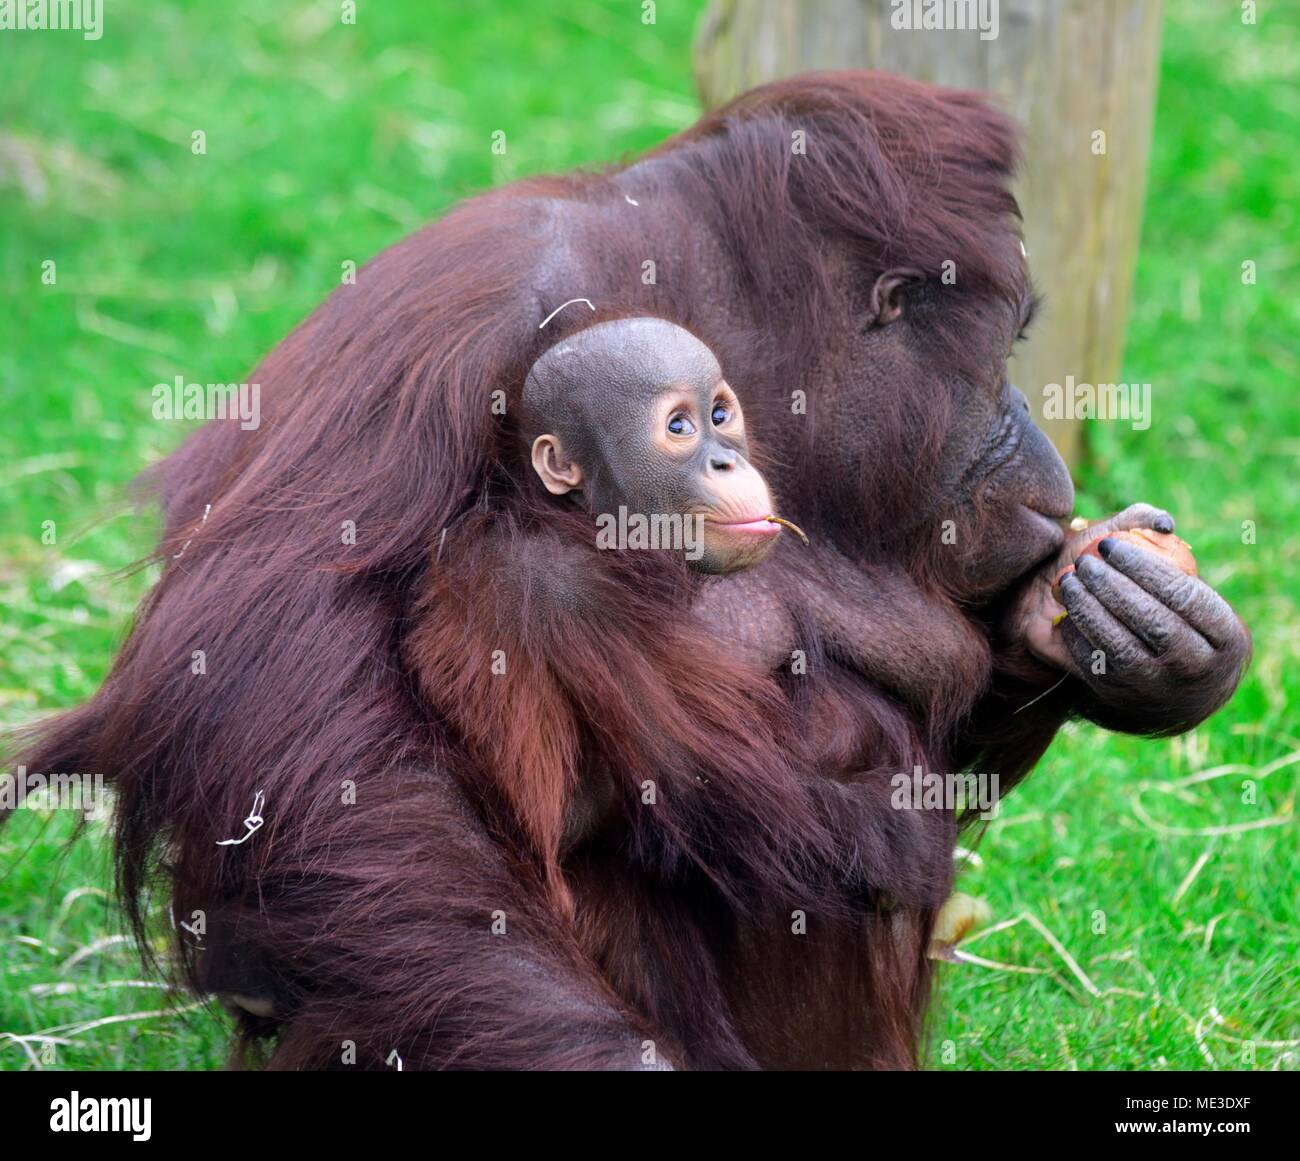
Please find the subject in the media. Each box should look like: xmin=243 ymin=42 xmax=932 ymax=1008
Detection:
xmin=530 ymin=434 xmax=584 ymax=495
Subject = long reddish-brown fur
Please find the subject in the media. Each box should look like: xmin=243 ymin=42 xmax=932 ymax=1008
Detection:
xmin=12 ymin=72 xmax=1081 ymax=1069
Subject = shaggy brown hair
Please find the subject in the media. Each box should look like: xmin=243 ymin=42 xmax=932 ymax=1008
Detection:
xmin=14 ymin=72 xmax=1074 ymax=1070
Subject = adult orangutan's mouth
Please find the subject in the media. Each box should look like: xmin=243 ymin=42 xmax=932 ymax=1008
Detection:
xmin=1019 ymin=504 xmax=1068 ymax=562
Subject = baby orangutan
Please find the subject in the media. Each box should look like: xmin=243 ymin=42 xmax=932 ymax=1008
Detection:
xmin=522 ymin=317 xmax=804 ymax=574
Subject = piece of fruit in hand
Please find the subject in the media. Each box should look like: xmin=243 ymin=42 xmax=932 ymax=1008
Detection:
xmin=1052 ymin=528 xmax=1197 ymax=604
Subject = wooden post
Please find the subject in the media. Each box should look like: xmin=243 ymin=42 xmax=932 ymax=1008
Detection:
xmin=694 ymin=0 xmax=1164 ymax=467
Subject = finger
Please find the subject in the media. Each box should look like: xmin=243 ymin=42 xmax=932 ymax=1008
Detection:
xmin=1058 ymin=611 xmax=1139 ymax=686
xmin=1096 ymin=536 xmax=1240 ymax=649
xmin=1060 ymin=615 xmax=1103 ymax=676
xmin=1064 ymin=503 xmax=1173 ymax=558
xmin=1089 ymin=503 xmax=1175 ymax=538
xmin=1058 ymin=571 xmax=1153 ymax=670
xmin=1106 ymin=503 xmax=1175 ymax=536
xmin=1073 ymin=553 xmax=1214 ymax=670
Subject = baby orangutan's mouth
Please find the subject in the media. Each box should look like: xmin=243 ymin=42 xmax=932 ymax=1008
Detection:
xmin=707 ymin=514 xmax=810 ymax=544
xmin=709 ymin=515 xmax=780 ymax=536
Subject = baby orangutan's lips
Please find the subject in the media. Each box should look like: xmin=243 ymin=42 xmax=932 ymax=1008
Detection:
xmin=708 ymin=515 xmax=782 ymax=536
xmin=707 ymin=514 xmax=810 ymax=545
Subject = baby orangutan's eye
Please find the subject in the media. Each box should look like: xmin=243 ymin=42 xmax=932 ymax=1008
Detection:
xmin=711 ymin=402 xmax=731 ymax=426
xmin=667 ymin=412 xmax=696 ymax=436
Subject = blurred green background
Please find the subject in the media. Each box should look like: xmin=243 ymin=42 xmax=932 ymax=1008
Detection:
xmin=1 ymin=0 xmax=1296 ymax=1070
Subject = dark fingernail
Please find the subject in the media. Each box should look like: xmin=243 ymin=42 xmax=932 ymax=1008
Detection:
xmin=1060 ymin=572 xmax=1081 ymax=594
xmin=1097 ymin=537 xmax=1118 ymax=559
xmin=1152 ymin=513 xmax=1174 ymax=533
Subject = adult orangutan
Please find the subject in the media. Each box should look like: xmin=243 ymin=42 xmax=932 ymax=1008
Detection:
xmin=14 ymin=72 xmax=1248 ymax=1069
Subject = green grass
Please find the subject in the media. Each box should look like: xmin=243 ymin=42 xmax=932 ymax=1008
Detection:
xmin=1 ymin=1 xmax=1296 ymax=1071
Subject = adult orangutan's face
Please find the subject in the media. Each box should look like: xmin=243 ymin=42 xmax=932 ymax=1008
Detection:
xmin=813 ymin=253 xmax=1074 ymax=599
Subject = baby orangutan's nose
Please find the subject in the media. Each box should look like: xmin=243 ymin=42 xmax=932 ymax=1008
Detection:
xmin=709 ymin=448 xmax=737 ymax=472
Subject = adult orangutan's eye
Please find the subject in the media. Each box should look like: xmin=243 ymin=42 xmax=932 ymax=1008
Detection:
xmin=1015 ymin=292 xmax=1041 ymax=344
xmin=711 ymin=402 xmax=730 ymax=426
xmin=668 ymin=413 xmax=696 ymax=436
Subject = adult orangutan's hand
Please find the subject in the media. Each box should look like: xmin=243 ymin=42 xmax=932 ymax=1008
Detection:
xmin=1006 ymin=503 xmax=1250 ymax=734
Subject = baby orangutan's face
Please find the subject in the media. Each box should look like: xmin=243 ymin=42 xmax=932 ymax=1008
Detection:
xmin=524 ymin=318 xmax=788 ymax=575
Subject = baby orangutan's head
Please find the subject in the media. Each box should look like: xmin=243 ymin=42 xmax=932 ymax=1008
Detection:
xmin=522 ymin=317 xmax=799 ymax=575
